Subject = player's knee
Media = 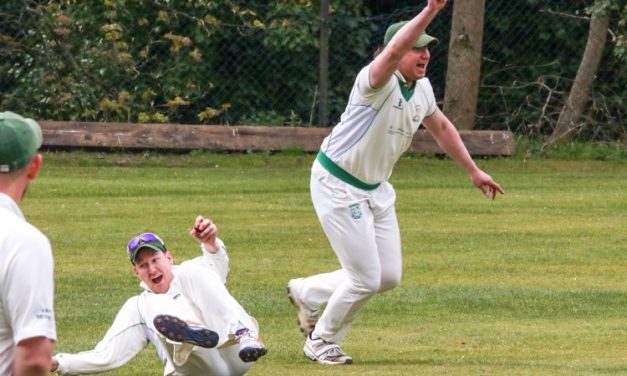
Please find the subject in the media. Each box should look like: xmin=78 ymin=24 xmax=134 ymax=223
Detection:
xmin=350 ymin=276 xmax=380 ymax=296
xmin=378 ymin=273 xmax=401 ymax=293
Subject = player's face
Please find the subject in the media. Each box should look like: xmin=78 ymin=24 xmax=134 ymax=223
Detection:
xmin=398 ymin=46 xmax=430 ymax=82
xmin=133 ymin=249 xmax=174 ymax=294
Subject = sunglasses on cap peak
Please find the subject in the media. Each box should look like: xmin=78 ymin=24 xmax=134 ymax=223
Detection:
xmin=126 ymin=232 xmax=167 ymax=262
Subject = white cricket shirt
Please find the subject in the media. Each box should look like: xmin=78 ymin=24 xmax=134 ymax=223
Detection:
xmin=0 ymin=192 xmax=56 ymax=375
xmin=319 ymin=63 xmax=438 ymax=186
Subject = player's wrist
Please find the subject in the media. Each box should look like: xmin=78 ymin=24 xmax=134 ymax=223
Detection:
xmin=201 ymin=242 xmax=218 ymax=253
xmin=424 ymin=1 xmax=445 ymax=15
xmin=201 ymin=238 xmax=225 ymax=254
xmin=51 ymin=355 xmax=63 ymax=373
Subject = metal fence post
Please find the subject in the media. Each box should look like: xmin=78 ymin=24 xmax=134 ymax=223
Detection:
xmin=318 ymin=0 xmax=330 ymax=127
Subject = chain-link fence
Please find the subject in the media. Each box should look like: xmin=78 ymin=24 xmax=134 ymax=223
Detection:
xmin=0 ymin=1 xmax=624 ymax=141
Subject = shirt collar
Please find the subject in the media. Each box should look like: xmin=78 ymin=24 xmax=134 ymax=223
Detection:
xmin=393 ymin=70 xmax=406 ymax=82
xmin=0 ymin=192 xmax=24 ymax=220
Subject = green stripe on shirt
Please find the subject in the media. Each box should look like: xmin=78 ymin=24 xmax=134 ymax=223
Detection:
xmin=316 ymin=151 xmax=381 ymax=191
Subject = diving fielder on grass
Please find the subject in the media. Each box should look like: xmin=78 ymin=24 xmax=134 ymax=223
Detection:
xmin=52 ymin=216 xmax=267 ymax=376
xmin=288 ymin=0 xmax=504 ymax=365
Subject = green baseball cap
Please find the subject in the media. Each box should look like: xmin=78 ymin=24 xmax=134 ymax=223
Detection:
xmin=126 ymin=232 xmax=168 ymax=264
xmin=384 ymin=21 xmax=438 ymax=48
xmin=0 ymin=111 xmax=43 ymax=173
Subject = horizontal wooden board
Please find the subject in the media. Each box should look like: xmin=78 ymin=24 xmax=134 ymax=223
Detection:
xmin=39 ymin=121 xmax=515 ymax=156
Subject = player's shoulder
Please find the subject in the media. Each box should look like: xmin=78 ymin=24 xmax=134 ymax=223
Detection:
xmin=414 ymin=77 xmax=436 ymax=102
xmin=0 ymin=210 xmax=51 ymax=252
xmin=175 ymin=257 xmax=206 ymax=276
xmin=353 ymin=63 xmax=397 ymax=101
xmin=174 ymin=257 xmax=223 ymax=288
xmin=121 ymin=294 xmax=145 ymax=312
xmin=357 ymin=64 xmax=370 ymax=79
xmin=416 ymin=77 xmax=434 ymax=91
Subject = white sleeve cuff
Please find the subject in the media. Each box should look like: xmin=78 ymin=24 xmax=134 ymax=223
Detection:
xmin=200 ymin=238 xmax=227 ymax=255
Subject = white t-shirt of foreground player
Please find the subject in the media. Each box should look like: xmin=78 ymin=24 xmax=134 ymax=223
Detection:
xmin=0 ymin=192 xmax=56 ymax=375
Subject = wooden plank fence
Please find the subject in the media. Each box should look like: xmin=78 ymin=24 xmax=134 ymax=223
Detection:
xmin=39 ymin=121 xmax=516 ymax=156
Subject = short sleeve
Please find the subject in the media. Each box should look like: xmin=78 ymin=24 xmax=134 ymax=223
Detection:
xmin=352 ymin=64 xmax=398 ymax=108
xmin=4 ymin=230 xmax=56 ymax=344
xmin=418 ymin=78 xmax=438 ymax=117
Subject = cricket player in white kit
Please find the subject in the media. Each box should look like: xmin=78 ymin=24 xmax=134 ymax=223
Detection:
xmin=288 ymin=0 xmax=504 ymax=365
xmin=0 ymin=111 xmax=56 ymax=375
xmin=52 ymin=216 xmax=267 ymax=376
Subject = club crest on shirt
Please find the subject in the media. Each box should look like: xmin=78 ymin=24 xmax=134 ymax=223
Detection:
xmin=393 ymin=98 xmax=403 ymax=110
xmin=412 ymin=105 xmax=423 ymax=122
xmin=349 ymin=203 xmax=362 ymax=220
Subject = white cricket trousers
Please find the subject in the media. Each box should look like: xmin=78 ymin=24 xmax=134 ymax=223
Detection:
xmin=305 ymin=160 xmax=402 ymax=343
xmin=143 ymin=292 xmax=255 ymax=376
xmin=143 ymin=258 xmax=259 ymax=376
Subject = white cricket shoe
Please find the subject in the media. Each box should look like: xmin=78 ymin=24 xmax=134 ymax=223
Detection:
xmin=303 ymin=332 xmax=353 ymax=365
xmin=235 ymin=328 xmax=268 ymax=363
xmin=287 ymin=278 xmax=319 ymax=336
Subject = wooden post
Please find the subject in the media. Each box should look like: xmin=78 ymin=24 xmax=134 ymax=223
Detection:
xmin=318 ymin=0 xmax=330 ymax=127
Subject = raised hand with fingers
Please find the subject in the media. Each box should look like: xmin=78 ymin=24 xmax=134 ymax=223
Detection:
xmin=190 ymin=215 xmax=218 ymax=250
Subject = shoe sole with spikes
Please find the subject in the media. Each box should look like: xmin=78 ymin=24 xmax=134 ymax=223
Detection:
xmin=154 ymin=314 xmax=219 ymax=348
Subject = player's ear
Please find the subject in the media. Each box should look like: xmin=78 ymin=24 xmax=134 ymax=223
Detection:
xmin=26 ymin=153 xmax=43 ymax=180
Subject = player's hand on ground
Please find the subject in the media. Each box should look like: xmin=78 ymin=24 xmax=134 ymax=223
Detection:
xmin=191 ymin=215 xmax=219 ymax=250
xmin=470 ymin=170 xmax=505 ymax=200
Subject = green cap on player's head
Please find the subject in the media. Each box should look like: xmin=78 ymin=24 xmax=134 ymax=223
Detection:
xmin=127 ymin=232 xmax=168 ymax=264
xmin=384 ymin=21 xmax=438 ymax=48
xmin=0 ymin=111 xmax=43 ymax=173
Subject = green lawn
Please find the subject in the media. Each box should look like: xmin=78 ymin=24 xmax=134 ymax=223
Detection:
xmin=25 ymin=151 xmax=626 ymax=376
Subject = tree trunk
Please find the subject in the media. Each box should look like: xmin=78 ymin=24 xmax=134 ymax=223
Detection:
xmin=443 ymin=0 xmax=486 ymax=130
xmin=545 ymin=2 xmax=610 ymax=147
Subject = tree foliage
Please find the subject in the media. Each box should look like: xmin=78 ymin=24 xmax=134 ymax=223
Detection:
xmin=476 ymin=0 xmax=625 ymax=142
xmin=0 ymin=0 xmax=624 ymax=143
xmin=0 ymin=0 xmax=370 ymax=125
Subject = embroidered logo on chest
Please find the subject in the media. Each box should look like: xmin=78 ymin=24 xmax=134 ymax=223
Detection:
xmin=393 ymin=98 xmax=403 ymax=110
xmin=412 ymin=105 xmax=424 ymax=122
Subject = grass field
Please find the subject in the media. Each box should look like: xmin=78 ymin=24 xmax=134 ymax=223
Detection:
xmin=24 ymin=150 xmax=626 ymax=376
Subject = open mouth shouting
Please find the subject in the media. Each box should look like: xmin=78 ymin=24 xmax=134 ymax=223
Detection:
xmin=152 ymin=275 xmax=164 ymax=285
